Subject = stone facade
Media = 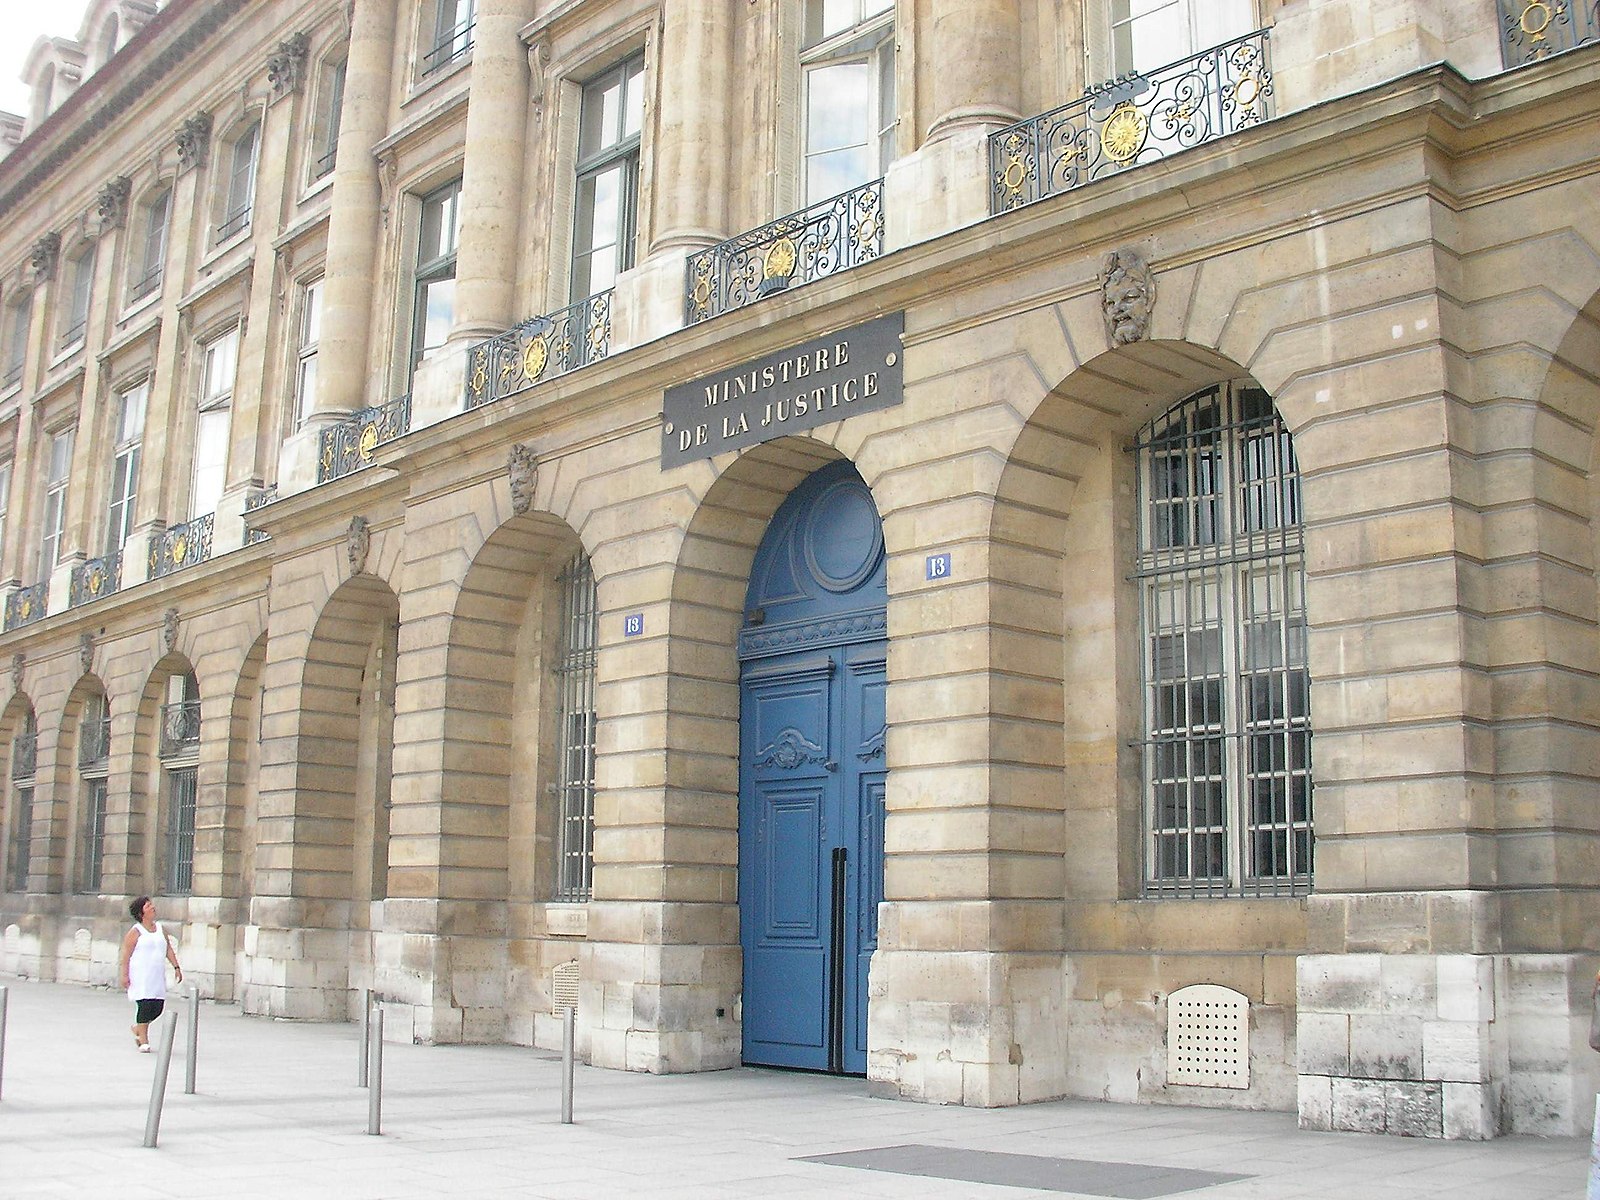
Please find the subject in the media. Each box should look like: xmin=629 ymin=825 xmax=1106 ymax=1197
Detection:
xmin=1 ymin=0 xmax=1599 ymax=1142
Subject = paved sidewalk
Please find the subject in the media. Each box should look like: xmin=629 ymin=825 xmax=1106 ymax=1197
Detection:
xmin=0 ymin=976 xmax=1587 ymax=1199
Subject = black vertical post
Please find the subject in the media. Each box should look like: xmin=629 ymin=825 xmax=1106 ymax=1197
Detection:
xmin=828 ymin=846 xmax=847 ymax=1074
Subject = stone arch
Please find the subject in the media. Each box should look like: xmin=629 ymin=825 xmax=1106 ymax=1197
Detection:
xmin=442 ymin=509 xmax=583 ymax=908
xmin=53 ymin=672 xmax=111 ymax=896
xmin=225 ymin=632 xmax=268 ymax=906
xmin=1 ymin=691 xmax=39 ymax=893
xmin=292 ymin=573 xmax=401 ymax=913
xmin=132 ymin=652 xmax=200 ymax=899
xmin=990 ymin=340 xmax=1258 ymax=902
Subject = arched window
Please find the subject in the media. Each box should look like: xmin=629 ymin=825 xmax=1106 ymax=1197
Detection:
xmin=1134 ymin=381 xmax=1311 ymax=896
xmin=553 ymin=549 xmax=597 ymax=900
xmin=8 ymin=708 xmax=38 ymax=891
xmin=79 ymin=694 xmax=111 ymax=893
xmin=159 ymin=671 xmax=200 ymax=895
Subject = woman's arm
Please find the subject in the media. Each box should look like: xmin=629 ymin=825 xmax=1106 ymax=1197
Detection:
xmin=118 ymin=927 xmax=137 ymax=989
xmin=164 ymin=930 xmax=183 ymax=982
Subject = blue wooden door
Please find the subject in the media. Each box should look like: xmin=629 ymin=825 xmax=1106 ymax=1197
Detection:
xmin=739 ymin=462 xmax=886 ymax=1074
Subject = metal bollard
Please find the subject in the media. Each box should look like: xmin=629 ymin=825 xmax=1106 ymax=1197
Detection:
xmin=358 ymin=988 xmax=372 ymax=1088
xmin=142 ymin=1007 xmax=179 ymax=1148
xmin=0 ymin=984 xmax=8 ymax=1102
xmin=184 ymin=986 xmax=199 ymax=1095
xmin=366 ymin=1005 xmax=383 ymax=1135
xmin=561 ymin=1005 xmax=575 ymax=1125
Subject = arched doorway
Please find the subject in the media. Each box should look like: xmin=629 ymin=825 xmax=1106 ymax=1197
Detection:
xmin=739 ymin=460 xmax=886 ymax=1074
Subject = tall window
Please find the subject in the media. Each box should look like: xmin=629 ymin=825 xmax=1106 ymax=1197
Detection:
xmin=8 ymin=711 xmax=36 ymax=892
xmin=801 ymin=0 xmax=895 ymax=206
xmin=553 ymin=549 xmax=598 ymax=901
xmin=310 ymin=56 xmax=346 ymax=181
xmin=293 ymin=279 xmax=323 ymax=430
xmin=1110 ymin=0 xmax=1257 ymax=76
xmin=160 ymin=672 xmax=200 ymax=896
xmin=1135 ymin=381 xmax=1311 ymax=896
xmin=59 ymin=244 xmax=94 ymax=348
xmin=129 ymin=189 xmax=169 ymax=302
xmin=78 ymin=695 xmax=110 ymax=894
xmin=422 ymin=0 xmax=475 ymax=76
xmin=38 ymin=429 xmax=73 ymax=580
xmin=0 ymin=460 xmax=11 ymax=566
xmin=193 ymin=328 xmax=238 ymax=519
xmin=411 ymin=179 xmax=461 ymax=374
xmin=107 ymin=380 xmax=147 ymax=553
xmin=571 ymin=55 xmax=644 ymax=302
xmin=218 ymin=120 xmax=261 ymax=240
xmin=4 ymin=293 xmax=31 ymax=386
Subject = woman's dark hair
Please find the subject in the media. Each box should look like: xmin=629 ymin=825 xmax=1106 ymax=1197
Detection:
xmin=128 ymin=895 xmax=152 ymax=921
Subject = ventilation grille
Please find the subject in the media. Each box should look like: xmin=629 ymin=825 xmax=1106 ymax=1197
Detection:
xmin=1167 ymin=983 xmax=1249 ymax=1089
xmin=551 ymin=959 xmax=580 ymax=1014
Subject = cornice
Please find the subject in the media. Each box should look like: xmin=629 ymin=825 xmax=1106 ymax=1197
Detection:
xmin=0 ymin=0 xmax=251 ymax=216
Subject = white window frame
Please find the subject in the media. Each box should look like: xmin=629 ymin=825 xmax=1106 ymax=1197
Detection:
xmin=38 ymin=428 xmax=74 ymax=580
xmin=106 ymin=379 xmax=147 ymax=554
xmin=217 ymin=120 xmax=261 ymax=242
xmin=310 ymin=55 xmax=347 ymax=183
xmin=192 ymin=327 xmax=238 ymax=519
xmin=293 ymin=278 xmax=323 ymax=430
xmin=798 ymin=0 xmax=895 ymax=208
xmin=129 ymin=188 xmax=170 ymax=303
xmin=421 ymin=0 xmax=475 ymax=78
xmin=1135 ymin=381 xmax=1312 ymax=898
xmin=571 ymin=55 xmax=645 ymax=303
xmin=410 ymin=178 xmax=462 ymax=377
xmin=58 ymin=245 xmax=94 ymax=349
xmin=0 ymin=460 xmax=11 ymax=566
xmin=2 ymin=294 xmax=29 ymax=387
xmin=1099 ymin=0 xmax=1259 ymax=80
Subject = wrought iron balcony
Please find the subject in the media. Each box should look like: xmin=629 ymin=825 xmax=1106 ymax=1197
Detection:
xmin=11 ymin=731 xmax=36 ymax=779
xmin=3 ymin=583 xmax=46 ymax=631
xmin=1498 ymin=0 xmax=1600 ymax=65
xmin=990 ymin=30 xmax=1273 ymax=215
xmin=70 ymin=552 xmax=122 ymax=608
xmin=60 ymin=319 xmax=86 ymax=347
xmin=421 ymin=20 xmax=474 ymax=75
xmin=148 ymin=512 xmax=215 ymax=580
xmin=244 ymin=484 xmax=277 ymax=544
xmin=128 ymin=267 xmax=162 ymax=303
xmin=160 ymin=699 xmax=201 ymax=759
xmin=79 ymin=714 xmax=111 ymax=769
xmin=318 ymin=394 xmax=411 ymax=483
xmin=217 ymin=204 xmax=251 ymax=241
xmin=685 ymin=178 xmax=885 ymax=326
xmin=465 ymin=290 xmax=613 ymax=410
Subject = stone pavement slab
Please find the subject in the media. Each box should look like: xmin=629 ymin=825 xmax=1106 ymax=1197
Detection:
xmin=0 ymin=976 xmax=1587 ymax=1199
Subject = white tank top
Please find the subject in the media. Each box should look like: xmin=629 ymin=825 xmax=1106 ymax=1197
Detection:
xmin=127 ymin=921 xmax=169 ymax=1002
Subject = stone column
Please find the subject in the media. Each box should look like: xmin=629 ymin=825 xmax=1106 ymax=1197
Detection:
xmin=448 ymin=0 xmax=534 ymax=342
xmin=278 ymin=0 xmax=397 ymax=496
xmin=884 ymin=0 xmax=1021 ymax=251
xmin=622 ymin=0 xmax=734 ymax=345
xmin=408 ymin=0 xmax=536 ymax=431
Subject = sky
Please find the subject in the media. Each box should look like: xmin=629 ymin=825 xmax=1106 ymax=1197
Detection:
xmin=0 ymin=0 xmax=95 ymax=116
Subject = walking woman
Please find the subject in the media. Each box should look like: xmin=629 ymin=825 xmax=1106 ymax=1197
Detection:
xmin=118 ymin=895 xmax=182 ymax=1052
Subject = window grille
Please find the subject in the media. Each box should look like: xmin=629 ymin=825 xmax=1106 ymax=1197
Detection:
xmin=80 ymin=778 xmax=108 ymax=894
xmin=1135 ymin=382 xmax=1311 ymax=897
xmin=7 ymin=786 xmax=32 ymax=891
xmin=553 ymin=550 xmax=598 ymax=901
xmin=165 ymin=765 xmax=197 ymax=895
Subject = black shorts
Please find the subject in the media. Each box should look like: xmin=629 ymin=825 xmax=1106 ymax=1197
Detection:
xmin=134 ymin=998 xmax=165 ymax=1024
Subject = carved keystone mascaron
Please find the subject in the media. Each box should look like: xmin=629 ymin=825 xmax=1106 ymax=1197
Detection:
xmin=508 ymin=444 xmax=537 ymax=515
xmin=1101 ymin=246 xmax=1156 ymax=347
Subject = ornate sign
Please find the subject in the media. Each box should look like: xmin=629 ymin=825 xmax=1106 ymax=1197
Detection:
xmin=662 ymin=312 xmax=904 ymax=469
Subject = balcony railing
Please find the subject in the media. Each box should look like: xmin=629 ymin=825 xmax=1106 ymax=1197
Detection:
xmin=990 ymin=29 xmax=1273 ymax=215
xmin=160 ymin=700 xmax=201 ymax=759
xmin=685 ymin=178 xmax=885 ymax=326
xmin=421 ymin=20 xmax=474 ymax=76
xmin=2 ymin=361 xmax=21 ymax=388
xmin=217 ymin=204 xmax=252 ymax=241
xmin=465 ymin=290 xmax=614 ymax=409
xmin=148 ymin=512 xmax=215 ymax=580
xmin=1498 ymin=0 xmax=1600 ymax=66
xmin=318 ymin=394 xmax=411 ymax=483
xmin=79 ymin=715 xmax=111 ymax=769
xmin=70 ymin=552 xmax=122 ymax=608
xmin=128 ymin=267 xmax=162 ymax=303
xmin=60 ymin=319 xmax=86 ymax=347
xmin=11 ymin=731 xmax=35 ymax=779
xmin=4 ymin=583 xmax=46 ymax=631
xmin=244 ymin=484 xmax=277 ymax=544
